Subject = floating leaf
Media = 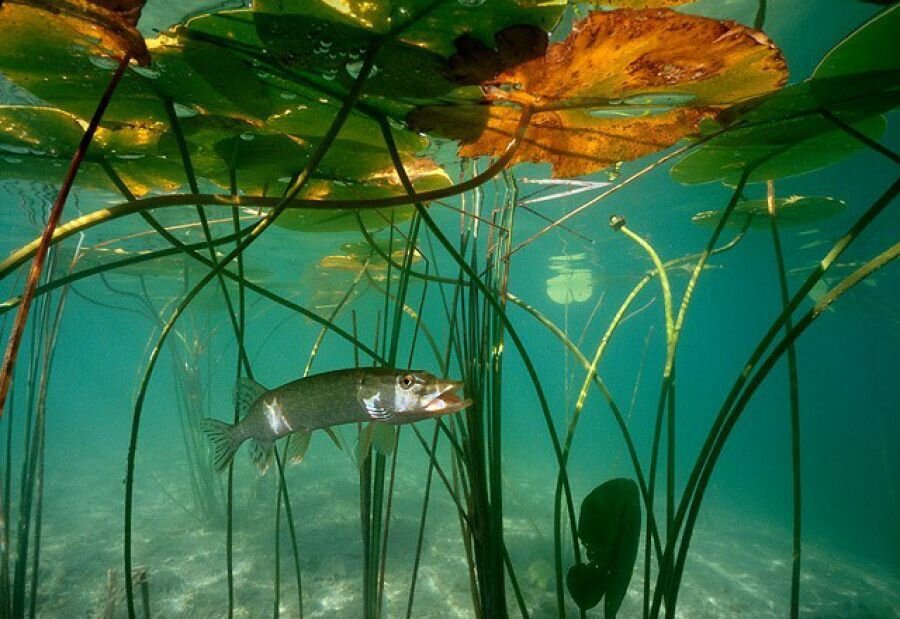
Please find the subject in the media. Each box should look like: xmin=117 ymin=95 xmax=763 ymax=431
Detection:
xmin=591 ymin=0 xmax=695 ymax=7
xmin=546 ymin=254 xmax=594 ymax=304
xmin=812 ymin=5 xmax=898 ymax=84
xmin=547 ymin=270 xmax=594 ymax=305
xmin=252 ymin=0 xmax=565 ymax=59
xmin=671 ymin=7 xmax=897 ymax=184
xmin=271 ymin=157 xmax=450 ymax=232
xmin=410 ymin=9 xmax=787 ymax=178
xmin=567 ymin=478 xmax=641 ymax=616
xmin=692 ymin=196 xmax=847 ymax=229
xmin=1 ymin=0 xmax=148 ymax=63
xmin=0 ymin=105 xmax=182 ymax=196
xmin=319 ymin=238 xmax=423 ymax=272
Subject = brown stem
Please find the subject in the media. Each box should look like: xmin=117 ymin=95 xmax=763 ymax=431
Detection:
xmin=0 ymin=53 xmax=131 ymax=419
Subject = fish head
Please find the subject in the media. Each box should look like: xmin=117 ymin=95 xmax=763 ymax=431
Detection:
xmin=359 ymin=369 xmax=472 ymax=424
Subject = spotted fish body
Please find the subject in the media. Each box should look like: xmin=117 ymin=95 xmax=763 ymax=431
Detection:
xmin=201 ymin=368 xmax=470 ymax=473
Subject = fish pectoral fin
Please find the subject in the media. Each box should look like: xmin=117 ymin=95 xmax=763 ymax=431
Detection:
xmin=248 ymin=439 xmax=274 ymax=474
xmin=286 ymin=431 xmax=312 ymax=465
xmin=371 ymin=424 xmax=397 ymax=456
xmin=355 ymin=423 xmax=375 ymax=469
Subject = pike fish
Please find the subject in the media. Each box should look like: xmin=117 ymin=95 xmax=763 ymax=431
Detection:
xmin=201 ymin=368 xmax=470 ymax=473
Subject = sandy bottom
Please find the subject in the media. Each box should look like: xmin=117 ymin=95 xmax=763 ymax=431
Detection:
xmin=19 ymin=446 xmax=899 ymax=618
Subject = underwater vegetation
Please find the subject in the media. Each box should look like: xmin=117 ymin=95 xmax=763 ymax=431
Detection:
xmin=0 ymin=0 xmax=897 ymax=617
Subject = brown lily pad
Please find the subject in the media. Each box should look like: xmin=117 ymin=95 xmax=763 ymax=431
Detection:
xmin=409 ymin=9 xmax=787 ymax=178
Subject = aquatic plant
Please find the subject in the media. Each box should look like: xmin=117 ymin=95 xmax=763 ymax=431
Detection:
xmin=0 ymin=1 xmax=896 ymax=618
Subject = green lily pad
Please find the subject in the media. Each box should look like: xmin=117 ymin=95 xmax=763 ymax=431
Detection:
xmin=0 ymin=105 xmax=184 ymax=196
xmin=692 ymin=196 xmax=847 ymax=229
xmin=813 ymin=5 xmax=899 ymax=82
xmin=671 ymin=7 xmax=897 ymax=185
xmin=252 ymin=0 xmax=565 ymax=59
xmin=568 ymin=478 xmax=641 ymax=616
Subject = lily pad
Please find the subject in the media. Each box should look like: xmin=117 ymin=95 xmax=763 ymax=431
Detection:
xmin=0 ymin=105 xmax=183 ymax=196
xmin=671 ymin=7 xmax=897 ymax=184
xmin=409 ymin=9 xmax=787 ymax=178
xmin=319 ymin=238 xmax=423 ymax=272
xmin=691 ymin=196 xmax=847 ymax=229
xmin=567 ymin=478 xmax=641 ymax=616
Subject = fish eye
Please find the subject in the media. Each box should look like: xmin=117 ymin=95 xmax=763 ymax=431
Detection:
xmin=400 ymin=374 xmax=414 ymax=389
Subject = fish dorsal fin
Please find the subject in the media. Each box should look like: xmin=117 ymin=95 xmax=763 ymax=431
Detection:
xmin=248 ymin=439 xmax=273 ymax=474
xmin=235 ymin=377 xmax=267 ymax=417
xmin=286 ymin=431 xmax=312 ymax=465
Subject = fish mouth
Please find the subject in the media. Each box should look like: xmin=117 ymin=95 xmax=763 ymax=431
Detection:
xmin=423 ymin=379 xmax=472 ymax=415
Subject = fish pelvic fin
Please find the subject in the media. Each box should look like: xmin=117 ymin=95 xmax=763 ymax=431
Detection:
xmin=200 ymin=418 xmax=245 ymax=473
xmin=248 ymin=439 xmax=274 ymax=475
xmin=235 ymin=377 xmax=268 ymax=417
xmin=286 ymin=431 xmax=312 ymax=465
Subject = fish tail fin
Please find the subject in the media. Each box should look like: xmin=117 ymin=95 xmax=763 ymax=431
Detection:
xmin=248 ymin=439 xmax=274 ymax=474
xmin=200 ymin=419 xmax=244 ymax=472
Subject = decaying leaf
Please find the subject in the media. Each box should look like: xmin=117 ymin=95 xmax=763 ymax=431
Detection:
xmin=410 ymin=9 xmax=787 ymax=178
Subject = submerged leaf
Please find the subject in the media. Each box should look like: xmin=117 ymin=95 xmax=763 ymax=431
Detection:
xmin=410 ymin=9 xmax=787 ymax=177
xmin=568 ymin=478 xmax=641 ymax=615
xmin=692 ymin=196 xmax=847 ymax=229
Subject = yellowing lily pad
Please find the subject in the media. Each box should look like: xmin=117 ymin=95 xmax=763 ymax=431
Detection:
xmin=409 ymin=9 xmax=787 ymax=178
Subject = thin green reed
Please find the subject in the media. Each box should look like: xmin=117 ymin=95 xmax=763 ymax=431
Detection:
xmin=381 ymin=114 xmax=582 ymax=617
xmin=10 ymin=264 xmax=52 ymax=619
xmin=122 ymin=41 xmax=385 ymax=618
xmin=226 ymin=144 xmax=252 ymax=619
xmin=765 ymin=181 xmax=802 ymax=619
xmin=654 ymin=178 xmax=900 ymax=617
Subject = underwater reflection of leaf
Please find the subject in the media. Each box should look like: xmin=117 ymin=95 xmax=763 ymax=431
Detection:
xmin=409 ymin=9 xmax=786 ymax=177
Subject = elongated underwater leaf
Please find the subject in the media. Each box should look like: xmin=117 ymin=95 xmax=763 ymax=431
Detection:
xmin=409 ymin=9 xmax=787 ymax=178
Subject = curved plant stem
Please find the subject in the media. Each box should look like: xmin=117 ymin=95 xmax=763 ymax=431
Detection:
xmin=384 ymin=113 xmax=582 ymax=617
xmin=0 ymin=54 xmax=130 ymax=419
xmin=819 ymin=108 xmax=900 ymax=164
xmin=766 ymin=181 xmax=802 ymax=619
xmin=655 ymin=178 xmax=899 ymax=617
xmin=510 ymin=293 xmax=663 ymax=564
xmin=122 ymin=40 xmax=384 ymax=618
xmin=639 ymin=173 xmax=748 ymax=617
xmin=614 ymin=220 xmax=675 ymax=618
xmin=672 ymin=241 xmax=898 ymax=609
xmin=509 ymin=133 xmax=722 ymax=257
xmin=0 ymin=133 xmax=530 ymax=283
